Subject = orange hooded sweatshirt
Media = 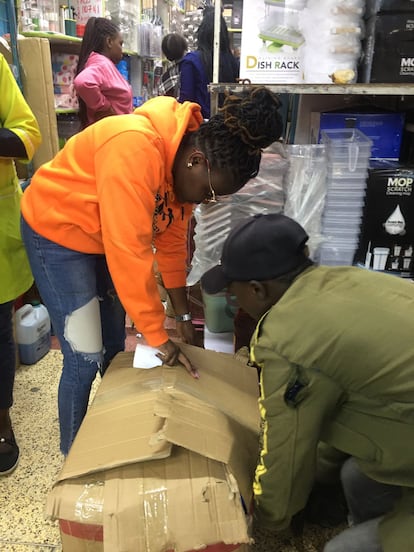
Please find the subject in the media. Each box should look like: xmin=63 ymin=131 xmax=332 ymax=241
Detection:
xmin=21 ymin=96 xmax=203 ymax=347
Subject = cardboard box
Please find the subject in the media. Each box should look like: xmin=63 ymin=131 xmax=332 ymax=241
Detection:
xmin=18 ymin=37 xmax=59 ymax=169
xmin=46 ymin=345 xmax=260 ymax=552
xmin=312 ymin=110 xmax=405 ymax=160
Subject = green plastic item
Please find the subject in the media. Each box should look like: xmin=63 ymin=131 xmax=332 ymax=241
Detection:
xmin=202 ymin=290 xmax=239 ymax=333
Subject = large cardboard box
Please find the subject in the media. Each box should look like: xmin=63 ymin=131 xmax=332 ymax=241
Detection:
xmin=18 ymin=37 xmax=59 ymax=169
xmin=46 ymin=345 xmax=260 ymax=551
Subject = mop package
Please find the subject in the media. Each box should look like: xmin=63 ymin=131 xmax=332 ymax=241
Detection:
xmin=354 ymin=166 xmax=414 ymax=276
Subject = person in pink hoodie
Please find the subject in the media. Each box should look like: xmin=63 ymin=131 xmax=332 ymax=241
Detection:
xmin=74 ymin=17 xmax=133 ymax=129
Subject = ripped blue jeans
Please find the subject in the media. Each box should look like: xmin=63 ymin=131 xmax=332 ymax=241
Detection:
xmin=21 ymin=216 xmax=126 ymax=455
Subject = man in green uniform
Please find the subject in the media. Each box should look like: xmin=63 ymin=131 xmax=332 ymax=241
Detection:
xmin=201 ymin=213 xmax=414 ymax=552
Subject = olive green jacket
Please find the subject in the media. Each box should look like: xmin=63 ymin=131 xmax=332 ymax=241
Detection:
xmin=250 ymin=265 xmax=414 ymax=551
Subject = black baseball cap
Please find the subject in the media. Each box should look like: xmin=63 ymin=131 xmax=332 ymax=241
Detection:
xmin=201 ymin=213 xmax=309 ymax=294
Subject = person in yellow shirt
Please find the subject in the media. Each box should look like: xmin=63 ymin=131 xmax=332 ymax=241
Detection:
xmin=0 ymin=52 xmax=41 ymax=475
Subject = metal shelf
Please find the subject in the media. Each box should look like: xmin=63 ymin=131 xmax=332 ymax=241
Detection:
xmin=208 ymin=82 xmax=414 ymax=96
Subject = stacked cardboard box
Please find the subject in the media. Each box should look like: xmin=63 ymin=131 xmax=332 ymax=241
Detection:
xmin=46 ymin=345 xmax=260 ymax=551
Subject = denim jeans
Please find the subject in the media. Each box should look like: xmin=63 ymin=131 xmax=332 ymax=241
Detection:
xmin=21 ymin=216 xmax=126 ymax=455
xmin=0 ymin=301 xmax=16 ymax=410
xmin=324 ymin=458 xmax=402 ymax=552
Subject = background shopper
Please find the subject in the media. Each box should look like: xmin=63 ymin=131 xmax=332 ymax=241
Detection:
xmin=74 ymin=17 xmax=133 ymax=129
xmin=0 ymin=52 xmax=41 ymax=475
xmin=21 ymin=87 xmax=282 ymax=456
xmin=179 ymin=6 xmax=239 ymax=118
xmin=202 ymin=213 xmax=414 ymax=552
xmin=159 ymin=33 xmax=188 ymax=98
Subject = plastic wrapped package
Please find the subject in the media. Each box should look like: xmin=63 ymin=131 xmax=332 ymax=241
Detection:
xmin=106 ymin=0 xmax=140 ymax=52
xmin=304 ymin=0 xmax=365 ymax=14
xmin=283 ymin=144 xmax=329 ymax=257
xmin=187 ymin=144 xmax=287 ymax=286
xmin=298 ymin=1 xmax=365 ymax=83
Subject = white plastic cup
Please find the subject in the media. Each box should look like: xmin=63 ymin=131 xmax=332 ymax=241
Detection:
xmin=373 ymin=247 xmax=390 ymax=270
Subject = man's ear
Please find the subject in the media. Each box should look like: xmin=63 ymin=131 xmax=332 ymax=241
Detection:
xmin=249 ymin=280 xmax=268 ymax=301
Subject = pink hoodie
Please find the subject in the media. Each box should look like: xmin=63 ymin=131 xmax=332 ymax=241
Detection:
xmin=74 ymin=52 xmax=132 ymax=125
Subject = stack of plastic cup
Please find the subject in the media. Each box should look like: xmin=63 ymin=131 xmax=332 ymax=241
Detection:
xmin=319 ymin=128 xmax=372 ymax=266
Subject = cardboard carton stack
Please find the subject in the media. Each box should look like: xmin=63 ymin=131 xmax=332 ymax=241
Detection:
xmin=46 ymin=345 xmax=260 ymax=552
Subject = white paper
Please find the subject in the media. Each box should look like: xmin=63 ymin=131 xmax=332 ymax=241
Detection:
xmin=133 ymin=344 xmax=163 ymax=369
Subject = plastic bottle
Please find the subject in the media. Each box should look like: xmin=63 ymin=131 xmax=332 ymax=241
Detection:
xmin=15 ymin=302 xmax=51 ymax=365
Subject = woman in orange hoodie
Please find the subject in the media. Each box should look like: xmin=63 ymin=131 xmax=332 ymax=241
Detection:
xmin=21 ymin=88 xmax=282 ymax=455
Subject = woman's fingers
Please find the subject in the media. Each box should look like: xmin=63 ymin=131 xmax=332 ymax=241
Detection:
xmin=157 ymin=340 xmax=199 ymax=378
xmin=178 ymin=351 xmax=199 ymax=379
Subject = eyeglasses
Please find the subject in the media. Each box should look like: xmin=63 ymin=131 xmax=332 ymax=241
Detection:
xmin=203 ymin=156 xmax=217 ymax=204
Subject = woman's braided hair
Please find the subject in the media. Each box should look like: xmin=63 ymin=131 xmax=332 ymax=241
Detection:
xmin=194 ymin=87 xmax=283 ymax=186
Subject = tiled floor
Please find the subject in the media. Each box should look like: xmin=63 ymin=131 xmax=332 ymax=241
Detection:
xmin=0 ymin=349 xmax=65 ymax=551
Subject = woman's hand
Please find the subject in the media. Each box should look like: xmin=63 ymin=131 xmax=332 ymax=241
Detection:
xmin=157 ymin=339 xmax=199 ymax=379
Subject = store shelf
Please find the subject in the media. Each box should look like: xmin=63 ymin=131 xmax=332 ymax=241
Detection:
xmin=55 ymin=107 xmax=79 ymax=114
xmin=209 ymin=82 xmax=414 ymax=96
xmin=22 ymin=30 xmax=81 ymax=45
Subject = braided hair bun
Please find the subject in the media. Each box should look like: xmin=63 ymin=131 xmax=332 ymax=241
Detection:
xmin=194 ymin=86 xmax=283 ymax=188
xmin=220 ymin=87 xmax=282 ymax=153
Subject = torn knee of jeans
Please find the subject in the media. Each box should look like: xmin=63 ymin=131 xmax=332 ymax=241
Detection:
xmin=64 ymin=298 xmax=104 ymax=364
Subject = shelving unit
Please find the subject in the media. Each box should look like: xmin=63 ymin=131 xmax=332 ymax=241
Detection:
xmin=209 ymin=82 xmax=414 ymax=97
xmin=209 ymin=82 xmax=414 ymax=143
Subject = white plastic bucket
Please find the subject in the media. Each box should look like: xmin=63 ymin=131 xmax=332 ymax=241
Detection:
xmin=15 ymin=303 xmax=51 ymax=365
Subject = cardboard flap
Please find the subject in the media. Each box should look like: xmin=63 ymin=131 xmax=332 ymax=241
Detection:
xmin=56 ymin=346 xmax=260 ymax=486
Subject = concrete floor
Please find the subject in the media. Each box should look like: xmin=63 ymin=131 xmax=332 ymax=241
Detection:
xmin=0 ymin=327 xmax=339 ymax=551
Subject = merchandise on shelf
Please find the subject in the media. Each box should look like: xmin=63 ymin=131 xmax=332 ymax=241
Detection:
xmin=187 ymin=143 xmax=287 ymax=286
xmin=299 ymin=0 xmax=365 ymax=84
xmin=74 ymin=0 xmax=104 ymax=26
xmin=57 ymin=112 xmax=81 ymax=148
xmin=240 ymin=0 xmax=305 ymax=84
xmin=20 ymin=0 xmax=59 ymax=32
xmin=354 ymin=165 xmax=414 ymax=277
xmin=138 ymin=17 xmax=162 ymax=57
xmin=314 ymin=109 xmax=406 ymax=161
xmin=183 ymin=10 xmax=203 ymax=51
xmin=318 ymin=128 xmax=372 ymax=267
xmin=360 ymin=10 xmax=414 ymax=83
xmin=52 ymin=52 xmax=79 ymax=109
xmin=283 ymin=144 xmax=329 ymax=256
xmin=106 ymin=0 xmax=140 ymax=53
